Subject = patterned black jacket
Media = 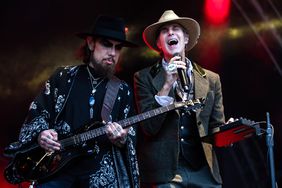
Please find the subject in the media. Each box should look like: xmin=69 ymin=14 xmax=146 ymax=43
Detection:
xmin=6 ymin=64 xmax=139 ymax=187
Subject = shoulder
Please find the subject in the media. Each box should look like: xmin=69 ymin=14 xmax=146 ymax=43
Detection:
xmin=135 ymin=65 xmax=152 ymax=75
xmin=53 ymin=64 xmax=83 ymax=77
xmin=110 ymin=76 xmax=132 ymax=93
xmin=48 ymin=64 xmax=84 ymax=84
xmin=135 ymin=60 xmax=162 ymax=78
xmin=204 ymin=69 xmax=220 ymax=80
xmin=120 ymin=80 xmax=133 ymax=95
xmin=193 ymin=62 xmax=220 ymax=80
xmin=46 ymin=64 xmax=83 ymax=88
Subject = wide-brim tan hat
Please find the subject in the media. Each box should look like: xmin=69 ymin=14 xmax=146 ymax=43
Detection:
xmin=143 ymin=10 xmax=200 ymax=52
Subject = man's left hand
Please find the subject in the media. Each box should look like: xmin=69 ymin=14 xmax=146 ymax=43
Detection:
xmin=105 ymin=122 xmax=128 ymax=146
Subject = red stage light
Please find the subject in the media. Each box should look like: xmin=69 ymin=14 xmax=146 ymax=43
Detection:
xmin=204 ymin=0 xmax=231 ymax=25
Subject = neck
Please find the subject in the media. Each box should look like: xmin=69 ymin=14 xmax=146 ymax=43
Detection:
xmin=87 ymin=64 xmax=104 ymax=79
xmin=163 ymin=51 xmax=186 ymax=63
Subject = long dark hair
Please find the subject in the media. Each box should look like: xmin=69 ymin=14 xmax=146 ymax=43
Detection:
xmin=76 ymin=40 xmax=91 ymax=64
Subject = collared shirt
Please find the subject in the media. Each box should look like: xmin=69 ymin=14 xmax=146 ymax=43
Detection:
xmin=155 ymin=58 xmax=193 ymax=106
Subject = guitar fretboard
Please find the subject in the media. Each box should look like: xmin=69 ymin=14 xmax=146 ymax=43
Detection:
xmin=59 ymin=125 xmax=104 ymax=148
xmin=118 ymin=103 xmax=177 ymax=128
xmin=59 ymin=99 xmax=202 ymax=148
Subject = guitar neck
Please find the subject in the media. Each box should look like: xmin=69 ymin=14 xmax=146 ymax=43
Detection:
xmin=60 ymin=99 xmax=202 ymax=148
xmin=118 ymin=103 xmax=178 ymax=128
xmin=60 ymin=103 xmax=178 ymax=148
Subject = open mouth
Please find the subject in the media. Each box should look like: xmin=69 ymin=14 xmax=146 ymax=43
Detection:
xmin=167 ymin=38 xmax=178 ymax=46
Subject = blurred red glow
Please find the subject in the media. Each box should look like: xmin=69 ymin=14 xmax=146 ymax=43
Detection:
xmin=204 ymin=0 xmax=231 ymax=25
xmin=0 ymin=162 xmax=29 ymax=188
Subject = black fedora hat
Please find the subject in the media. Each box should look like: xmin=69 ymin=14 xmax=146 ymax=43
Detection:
xmin=76 ymin=15 xmax=137 ymax=47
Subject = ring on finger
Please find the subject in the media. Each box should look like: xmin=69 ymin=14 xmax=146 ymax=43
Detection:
xmin=113 ymin=129 xmax=119 ymax=136
xmin=114 ymin=130 xmax=118 ymax=135
xmin=167 ymin=63 xmax=177 ymax=72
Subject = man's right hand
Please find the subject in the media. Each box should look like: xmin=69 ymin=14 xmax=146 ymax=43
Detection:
xmin=38 ymin=129 xmax=61 ymax=152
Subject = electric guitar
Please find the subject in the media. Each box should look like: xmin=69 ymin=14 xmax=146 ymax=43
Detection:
xmin=4 ymin=98 xmax=204 ymax=184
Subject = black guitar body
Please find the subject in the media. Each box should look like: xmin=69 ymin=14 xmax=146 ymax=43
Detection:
xmin=4 ymin=121 xmax=103 ymax=184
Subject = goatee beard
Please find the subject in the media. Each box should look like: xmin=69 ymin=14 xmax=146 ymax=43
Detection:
xmin=89 ymin=58 xmax=115 ymax=79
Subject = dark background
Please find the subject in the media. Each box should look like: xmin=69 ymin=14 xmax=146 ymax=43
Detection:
xmin=0 ymin=0 xmax=281 ymax=187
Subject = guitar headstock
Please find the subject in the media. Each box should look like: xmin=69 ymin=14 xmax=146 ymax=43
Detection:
xmin=175 ymin=98 xmax=205 ymax=111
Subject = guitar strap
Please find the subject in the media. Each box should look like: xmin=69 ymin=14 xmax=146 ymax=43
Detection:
xmin=101 ymin=76 xmax=122 ymax=122
xmin=102 ymin=77 xmax=131 ymax=187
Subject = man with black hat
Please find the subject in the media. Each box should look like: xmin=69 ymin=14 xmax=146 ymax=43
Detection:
xmin=5 ymin=15 xmax=139 ymax=187
xmin=134 ymin=10 xmax=225 ymax=187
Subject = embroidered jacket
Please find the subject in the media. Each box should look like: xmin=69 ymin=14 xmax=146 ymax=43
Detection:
xmin=6 ymin=64 xmax=139 ymax=187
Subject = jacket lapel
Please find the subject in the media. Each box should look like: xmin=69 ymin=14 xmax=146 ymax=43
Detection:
xmin=194 ymin=70 xmax=208 ymax=101
xmin=193 ymin=64 xmax=209 ymax=137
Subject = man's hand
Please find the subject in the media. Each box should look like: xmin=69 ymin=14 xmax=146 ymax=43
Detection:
xmin=159 ymin=55 xmax=187 ymax=97
xmin=38 ymin=129 xmax=61 ymax=152
xmin=105 ymin=122 xmax=128 ymax=147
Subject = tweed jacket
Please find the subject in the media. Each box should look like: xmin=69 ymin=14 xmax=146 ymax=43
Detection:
xmin=134 ymin=60 xmax=225 ymax=184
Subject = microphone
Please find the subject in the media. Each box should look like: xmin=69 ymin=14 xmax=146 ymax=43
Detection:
xmin=173 ymin=53 xmax=190 ymax=92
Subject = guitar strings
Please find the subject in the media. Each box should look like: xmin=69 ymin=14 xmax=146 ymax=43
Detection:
xmin=59 ymin=99 xmax=200 ymax=147
xmin=60 ymin=126 xmax=106 ymax=147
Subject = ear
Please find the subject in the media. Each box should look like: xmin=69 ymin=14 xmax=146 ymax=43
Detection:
xmin=184 ymin=34 xmax=189 ymax=44
xmin=86 ymin=36 xmax=94 ymax=51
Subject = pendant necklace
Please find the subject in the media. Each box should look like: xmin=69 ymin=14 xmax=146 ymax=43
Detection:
xmin=87 ymin=66 xmax=105 ymax=119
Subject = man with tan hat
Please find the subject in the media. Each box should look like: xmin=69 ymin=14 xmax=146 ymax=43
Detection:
xmin=134 ymin=10 xmax=225 ymax=187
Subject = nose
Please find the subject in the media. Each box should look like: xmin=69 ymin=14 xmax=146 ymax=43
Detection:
xmin=168 ymin=28 xmax=174 ymax=36
xmin=108 ymin=46 xmax=116 ymax=56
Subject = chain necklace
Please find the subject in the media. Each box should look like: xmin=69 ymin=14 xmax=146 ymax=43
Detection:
xmin=87 ymin=66 xmax=105 ymax=119
xmin=87 ymin=66 xmax=102 ymax=84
